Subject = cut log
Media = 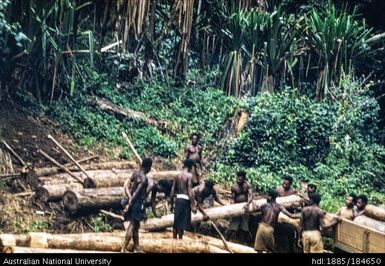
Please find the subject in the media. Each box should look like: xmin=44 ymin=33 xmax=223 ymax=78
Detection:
xmin=25 ymin=232 xmax=227 ymax=253
xmin=0 ymin=234 xmax=29 ymax=248
xmin=142 ymin=195 xmax=303 ymax=230
xmin=63 ymin=187 xmax=124 ymax=214
xmin=354 ymin=216 xmax=385 ymax=233
xmin=35 ymin=183 xmax=84 ymax=203
xmin=5 ymin=247 xmax=117 ymax=253
xmin=364 ymin=205 xmax=385 ymax=222
xmin=83 ymin=170 xmax=180 ymax=188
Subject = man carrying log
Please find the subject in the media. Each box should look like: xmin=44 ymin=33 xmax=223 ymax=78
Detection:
xmin=299 ymin=193 xmax=341 ymax=253
xmin=170 ymin=159 xmax=196 ymax=239
xmin=254 ymin=189 xmax=299 ymax=253
xmin=276 ymin=176 xmax=297 ymax=197
xmin=121 ymin=158 xmax=153 ymax=253
xmin=193 ymin=180 xmax=226 ymax=221
xmin=184 ymin=133 xmax=203 ymax=187
xmin=227 ymin=171 xmax=253 ymax=243
xmin=146 ymin=178 xmax=173 ymax=217
xmin=337 ymin=193 xmax=357 ymax=220
xmin=353 ymin=194 xmax=368 ymax=219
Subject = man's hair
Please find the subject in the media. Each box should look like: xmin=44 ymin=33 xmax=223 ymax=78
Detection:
xmin=183 ymin=159 xmax=195 ymax=168
xmin=268 ymin=189 xmax=278 ymax=200
xmin=237 ymin=171 xmax=246 ymax=179
xmin=205 ymin=180 xmax=215 ymax=189
xmin=309 ymin=192 xmax=321 ymax=205
xmin=191 ymin=133 xmax=200 ymax=140
xmin=141 ymin=158 xmax=153 ymax=169
xmin=349 ymin=193 xmax=357 ymax=204
xmin=357 ymin=194 xmax=368 ymax=204
xmin=283 ymin=175 xmax=293 ymax=185
xmin=308 ymin=183 xmax=317 ymax=191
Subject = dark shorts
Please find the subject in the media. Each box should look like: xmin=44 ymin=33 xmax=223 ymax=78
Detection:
xmin=124 ymin=198 xmax=146 ymax=222
xmin=173 ymin=197 xmax=191 ymax=230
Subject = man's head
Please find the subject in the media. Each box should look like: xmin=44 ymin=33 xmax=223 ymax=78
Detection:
xmin=309 ymin=192 xmax=321 ymax=206
xmin=282 ymin=175 xmax=293 ymax=191
xmin=356 ymin=194 xmax=368 ymax=210
xmin=191 ymin=133 xmax=200 ymax=145
xmin=183 ymin=159 xmax=195 ymax=171
xmin=346 ymin=193 xmax=357 ymax=208
xmin=236 ymin=171 xmax=246 ymax=185
xmin=267 ymin=188 xmax=278 ymax=202
xmin=307 ymin=183 xmax=317 ymax=194
xmin=205 ymin=180 xmax=215 ymax=190
xmin=141 ymin=158 xmax=153 ymax=173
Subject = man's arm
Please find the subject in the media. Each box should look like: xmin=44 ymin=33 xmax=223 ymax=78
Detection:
xmin=319 ymin=211 xmax=340 ymax=230
xmin=169 ymin=178 xmax=176 ymax=212
xmin=123 ymin=177 xmax=132 ymax=199
xmin=188 ymin=175 xmax=197 ymax=213
xmin=280 ymin=205 xmax=299 ymax=219
xmin=150 ymin=185 xmax=159 ymax=217
xmin=244 ymin=183 xmax=253 ymax=212
xmin=198 ymin=146 xmax=203 ymax=168
xmin=184 ymin=146 xmax=190 ymax=160
xmin=298 ymin=211 xmax=304 ymax=247
xmin=212 ymin=189 xmax=225 ymax=206
xmin=129 ymin=176 xmax=144 ymax=206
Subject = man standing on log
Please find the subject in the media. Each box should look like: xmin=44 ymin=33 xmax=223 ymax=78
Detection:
xmin=276 ymin=176 xmax=297 ymax=197
xmin=227 ymin=171 xmax=253 ymax=243
xmin=254 ymin=189 xmax=299 ymax=253
xmin=337 ymin=193 xmax=357 ymax=220
xmin=170 ymin=159 xmax=196 ymax=239
xmin=299 ymin=193 xmax=341 ymax=253
xmin=353 ymin=194 xmax=368 ymax=219
xmin=193 ymin=180 xmax=226 ymax=221
xmin=184 ymin=133 xmax=203 ymax=187
xmin=121 ymin=158 xmax=153 ymax=253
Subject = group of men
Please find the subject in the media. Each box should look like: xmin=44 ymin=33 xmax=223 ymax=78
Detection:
xmin=119 ymin=134 xmax=369 ymax=253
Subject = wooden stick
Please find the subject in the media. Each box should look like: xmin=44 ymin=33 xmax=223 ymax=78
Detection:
xmin=47 ymin=135 xmax=92 ymax=180
xmin=209 ymin=221 xmax=233 ymax=253
xmin=37 ymin=149 xmax=84 ymax=184
xmin=122 ymin=132 xmax=142 ymax=164
xmin=101 ymin=40 xmax=123 ymax=52
xmin=100 ymin=210 xmax=124 ymax=221
xmin=1 ymin=140 xmax=26 ymax=166
xmin=64 ymin=155 xmax=99 ymax=167
xmin=0 ymin=173 xmax=22 ymax=179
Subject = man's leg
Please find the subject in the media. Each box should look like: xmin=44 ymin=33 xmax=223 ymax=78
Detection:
xmin=178 ymin=229 xmax=184 ymax=239
xmin=132 ymin=221 xmax=140 ymax=251
xmin=121 ymin=221 xmax=133 ymax=252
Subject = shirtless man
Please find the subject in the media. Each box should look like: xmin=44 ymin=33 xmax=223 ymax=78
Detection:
xmin=184 ymin=133 xmax=203 ymax=187
xmin=353 ymin=194 xmax=368 ymax=219
xmin=145 ymin=178 xmax=173 ymax=218
xmin=300 ymin=183 xmax=317 ymax=206
xmin=193 ymin=180 xmax=226 ymax=221
xmin=227 ymin=171 xmax=253 ymax=242
xmin=254 ymin=189 xmax=299 ymax=253
xmin=121 ymin=158 xmax=152 ymax=252
xmin=337 ymin=193 xmax=357 ymax=220
xmin=299 ymin=193 xmax=341 ymax=253
xmin=276 ymin=176 xmax=297 ymax=197
xmin=170 ymin=159 xmax=196 ymax=239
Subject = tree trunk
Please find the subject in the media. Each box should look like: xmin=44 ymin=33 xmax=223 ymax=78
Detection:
xmin=364 ymin=205 xmax=385 ymax=222
xmin=5 ymin=247 xmax=116 ymax=253
xmin=142 ymin=195 xmax=303 ymax=230
xmin=354 ymin=216 xmax=385 ymax=233
xmin=83 ymin=170 xmax=180 ymax=188
xmin=35 ymin=183 xmax=84 ymax=203
xmin=31 ymin=160 xmax=136 ymax=177
xmin=25 ymin=232 xmax=227 ymax=253
xmin=63 ymin=187 xmax=124 ymax=214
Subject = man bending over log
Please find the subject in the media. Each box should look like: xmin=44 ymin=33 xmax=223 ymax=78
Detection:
xmin=193 ymin=180 xmax=226 ymax=221
xmin=170 ymin=159 xmax=196 ymax=239
xmin=299 ymin=193 xmax=341 ymax=253
xmin=227 ymin=171 xmax=253 ymax=243
xmin=353 ymin=194 xmax=368 ymax=219
xmin=254 ymin=189 xmax=299 ymax=253
xmin=121 ymin=158 xmax=152 ymax=253
xmin=337 ymin=193 xmax=357 ymax=220
xmin=146 ymin=178 xmax=173 ymax=217
xmin=184 ymin=133 xmax=203 ymax=187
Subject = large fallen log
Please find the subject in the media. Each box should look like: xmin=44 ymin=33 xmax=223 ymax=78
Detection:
xmin=354 ymin=216 xmax=385 ymax=233
xmin=364 ymin=205 xmax=385 ymax=222
xmin=0 ymin=234 xmax=29 ymax=249
xmin=35 ymin=183 xmax=84 ymax=203
xmin=32 ymin=160 xmax=135 ymax=177
xmin=26 ymin=232 xmax=227 ymax=253
xmin=63 ymin=187 xmax=124 ymax=214
xmin=141 ymin=195 xmax=303 ymax=230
